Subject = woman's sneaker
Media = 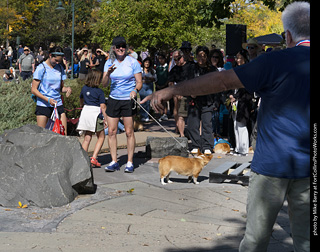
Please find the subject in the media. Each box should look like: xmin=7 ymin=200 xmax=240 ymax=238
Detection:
xmin=124 ymin=162 xmax=134 ymax=173
xmin=105 ymin=162 xmax=120 ymax=172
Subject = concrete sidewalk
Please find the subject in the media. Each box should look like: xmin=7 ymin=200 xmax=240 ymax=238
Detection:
xmin=0 ymin=119 xmax=294 ymax=252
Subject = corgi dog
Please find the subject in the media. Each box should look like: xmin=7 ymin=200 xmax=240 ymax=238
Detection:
xmin=158 ymin=153 xmax=213 ymax=185
xmin=214 ymin=143 xmax=230 ymax=154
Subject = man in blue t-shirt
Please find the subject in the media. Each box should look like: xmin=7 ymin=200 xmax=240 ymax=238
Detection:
xmin=141 ymin=2 xmax=310 ymax=251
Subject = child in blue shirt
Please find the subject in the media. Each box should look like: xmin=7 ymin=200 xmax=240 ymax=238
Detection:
xmin=77 ymin=69 xmax=107 ymax=167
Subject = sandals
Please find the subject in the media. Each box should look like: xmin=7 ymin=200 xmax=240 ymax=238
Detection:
xmin=90 ymin=157 xmax=101 ymax=168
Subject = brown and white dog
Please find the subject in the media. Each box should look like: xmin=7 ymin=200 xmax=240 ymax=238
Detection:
xmin=158 ymin=153 xmax=213 ymax=185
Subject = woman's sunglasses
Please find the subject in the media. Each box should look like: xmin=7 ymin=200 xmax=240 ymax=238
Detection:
xmin=116 ymin=44 xmax=126 ymax=49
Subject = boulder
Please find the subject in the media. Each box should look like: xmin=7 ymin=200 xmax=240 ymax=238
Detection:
xmin=0 ymin=125 xmax=95 ymax=208
xmin=146 ymin=136 xmax=189 ymax=158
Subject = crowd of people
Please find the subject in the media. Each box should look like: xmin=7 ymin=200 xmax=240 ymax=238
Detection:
xmin=3 ymin=34 xmax=276 ymax=165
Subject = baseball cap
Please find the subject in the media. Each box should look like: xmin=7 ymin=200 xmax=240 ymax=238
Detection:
xmin=112 ymin=36 xmax=126 ymax=46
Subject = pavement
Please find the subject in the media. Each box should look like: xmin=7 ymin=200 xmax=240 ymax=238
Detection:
xmin=0 ymin=118 xmax=294 ymax=252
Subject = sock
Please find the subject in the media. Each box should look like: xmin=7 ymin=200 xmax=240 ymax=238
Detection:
xmin=109 ymin=161 xmax=116 ymax=166
xmin=127 ymin=161 xmax=133 ymax=167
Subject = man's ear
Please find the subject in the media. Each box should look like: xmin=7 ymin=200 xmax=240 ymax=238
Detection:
xmin=285 ymin=30 xmax=294 ymax=48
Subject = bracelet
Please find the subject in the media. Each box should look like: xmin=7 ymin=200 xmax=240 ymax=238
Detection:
xmin=48 ymin=98 xmax=51 ymax=103
xmin=133 ymin=89 xmax=138 ymax=93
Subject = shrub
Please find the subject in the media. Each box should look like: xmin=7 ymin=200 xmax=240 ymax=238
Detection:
xmin=0 ymin=78 xmax=37 ymax=134
xmin=0 ymin=77 xmax=110 ymax=134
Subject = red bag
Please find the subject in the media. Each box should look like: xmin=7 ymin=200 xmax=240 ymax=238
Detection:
xmin=48 ymin=105 xmax=65 ymax=135
xmin=52 ymin=118 xmax=65 ymax=135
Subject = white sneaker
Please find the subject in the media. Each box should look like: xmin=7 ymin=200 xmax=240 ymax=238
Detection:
xmin=191 ymin=148 xmax=199 ymax=154
xmin=160 ymin=114 xmax=168 ymax=121
xmin=204 ymin=149 xmax=212 ymax=154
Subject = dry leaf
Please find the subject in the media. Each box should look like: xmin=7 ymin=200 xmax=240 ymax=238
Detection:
xmin=5 ymin=209 xmax=12 ymax=211
xmin=202 ymin=237 xmax=213 ymax=241
xmin=101 ymin=226 xmax=106 ymax=230
xmin=226 ymin=197 xmax=230 ymax=200
xmin=217 ymin=156 xmax=222 ymax=158
xmin=127 ymin=213 xmax=133 ymax=216
xmin=232 ymin=209 xmax=239 ymax=212
xmin=17 ymin=201 xmax=28 ymax=209
xmin=216 ymin=233 xmax=222 ymax=236
xmin=127 ymin=188 xmax=135 ymax=193
xmin=224 ymin=191 xmax=231 ymax=193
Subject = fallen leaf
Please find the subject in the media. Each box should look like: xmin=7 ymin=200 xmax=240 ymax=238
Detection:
xmin=101 ymin=226 xmax=106 ymax=230
xmin=202 ymin=237 xmax=213 ymax=241
xmin=232 ymin=209 xmax=239 ymax=212
xmin=127 ymin=188 xmax=135 ymax=193
xmin=127 ymin=213 xmax=133 ymax=216
xmin=217 ymin=156 xmax=222 ymax=159
xmin=216 ymin=233 xmax=222 ymax=236
xmin=17 ymin=201 xmax=28 ymax=209
xmin=142 ymin=244 xmax=149 ymax=246
xmin=4 ymin=209 xmax=12 ymax=211
xmin=224 ymin=190 xmax=231 ymax=193
xmin=226 ymin=197 xmax=230 ymax=200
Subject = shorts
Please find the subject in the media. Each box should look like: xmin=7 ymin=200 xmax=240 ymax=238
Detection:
xmin=178 ymin=97 xmax=188 ymax=118
xmin=35 ymin=105 xmax=65 ymax=118
xmin=106 ymin=97 xmax=137 ymax=118
xmin=95 ymin=117 xmax=104 ymax=132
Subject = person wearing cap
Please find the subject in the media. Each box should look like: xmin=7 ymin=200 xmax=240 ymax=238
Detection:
xmin=180 ymin=41 xmax=193 ymax=62
xmin=31 ymin=46 xmax=72 ymax=134
xmin=18 ymin=46 xmax=35 ymax=80
xmin=242 ymin=38 xmax=261 ymax=61
xmin=142 ymin=2 xmax=310 ymax=251
xmin=3 ymin=70 xmax=13 ymax=82
xmin=77 ymin=47 xmax=91 ymax=80
xmin=102 ymin=36 xmax=142 ymax=173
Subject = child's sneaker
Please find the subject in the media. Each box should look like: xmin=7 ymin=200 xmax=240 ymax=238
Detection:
xmin=90 ymin=157 xmax=101 ymax=168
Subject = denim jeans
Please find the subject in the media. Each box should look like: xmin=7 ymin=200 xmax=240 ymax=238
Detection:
xmin=139 ymin=82 xmax=153 ymax=120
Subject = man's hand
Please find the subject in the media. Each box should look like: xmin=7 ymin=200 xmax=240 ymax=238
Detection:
xmin=140 ymin=86 xmax=175 ymax=113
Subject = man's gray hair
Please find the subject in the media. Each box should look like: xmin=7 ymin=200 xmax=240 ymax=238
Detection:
xmin=282 ymin=1 xmax=310 ymax=42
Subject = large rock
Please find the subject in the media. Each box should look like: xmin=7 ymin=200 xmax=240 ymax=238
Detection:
xmin=0 ymin=125 xmax=95 ymax=208
xmin=146 ymin=136 xmax=188 ymax=158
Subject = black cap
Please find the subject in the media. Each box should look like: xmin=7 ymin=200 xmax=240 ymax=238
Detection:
xmin=112 ymin=36 xmax=126 ymax=46
xmin=180 ymin=41 xmax=192 ymax=50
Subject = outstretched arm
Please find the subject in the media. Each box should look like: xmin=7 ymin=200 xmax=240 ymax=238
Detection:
xmin=141 ymin=69 xmax=244 ymax=112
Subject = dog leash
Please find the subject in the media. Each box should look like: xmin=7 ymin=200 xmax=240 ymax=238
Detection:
xmin=131 ymin=96 xmax=193 ymax=156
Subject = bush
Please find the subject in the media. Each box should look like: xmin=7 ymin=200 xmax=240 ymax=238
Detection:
xmin=0 ymin=78 xmax=37 ymax=134
xmin=0 ymin=77 xmax=110 ymax=135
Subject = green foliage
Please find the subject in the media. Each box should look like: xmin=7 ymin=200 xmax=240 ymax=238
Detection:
xmin=0 ymin=78 xmax=37 ymax=134
xmin=0 ymin=77 xmax=109 ymax=134
xmin=92 ymin=0 xmax=209 ymax=53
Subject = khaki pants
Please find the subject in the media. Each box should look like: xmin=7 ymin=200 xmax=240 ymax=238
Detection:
xmin=239 ymin=172 xmax=310 ymax=252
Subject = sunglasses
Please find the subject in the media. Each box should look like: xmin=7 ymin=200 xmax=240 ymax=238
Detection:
xmin=116 ymin=44 xmax=126 ymax=49
xmin=247 ymin=46 xmax=256 ymax=50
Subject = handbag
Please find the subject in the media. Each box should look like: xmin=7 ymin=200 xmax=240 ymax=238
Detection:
xmin=45 ymin=105 xmax=65 ymax=135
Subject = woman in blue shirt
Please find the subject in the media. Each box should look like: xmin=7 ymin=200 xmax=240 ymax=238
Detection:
xmin=31 ymin=46 xmax=72 ymax=134
xmin=102 ymin=36 xmax=142 ymax=173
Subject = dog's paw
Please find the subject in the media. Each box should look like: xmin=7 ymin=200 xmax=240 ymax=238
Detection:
xmin=194 ymin=181 xmax=200 ymax=185
xmin=167 ymin=180 xmax=173 ymax=184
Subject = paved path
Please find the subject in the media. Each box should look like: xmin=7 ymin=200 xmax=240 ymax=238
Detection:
xmin=0 ymin=118 xmax=294 ymax=251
